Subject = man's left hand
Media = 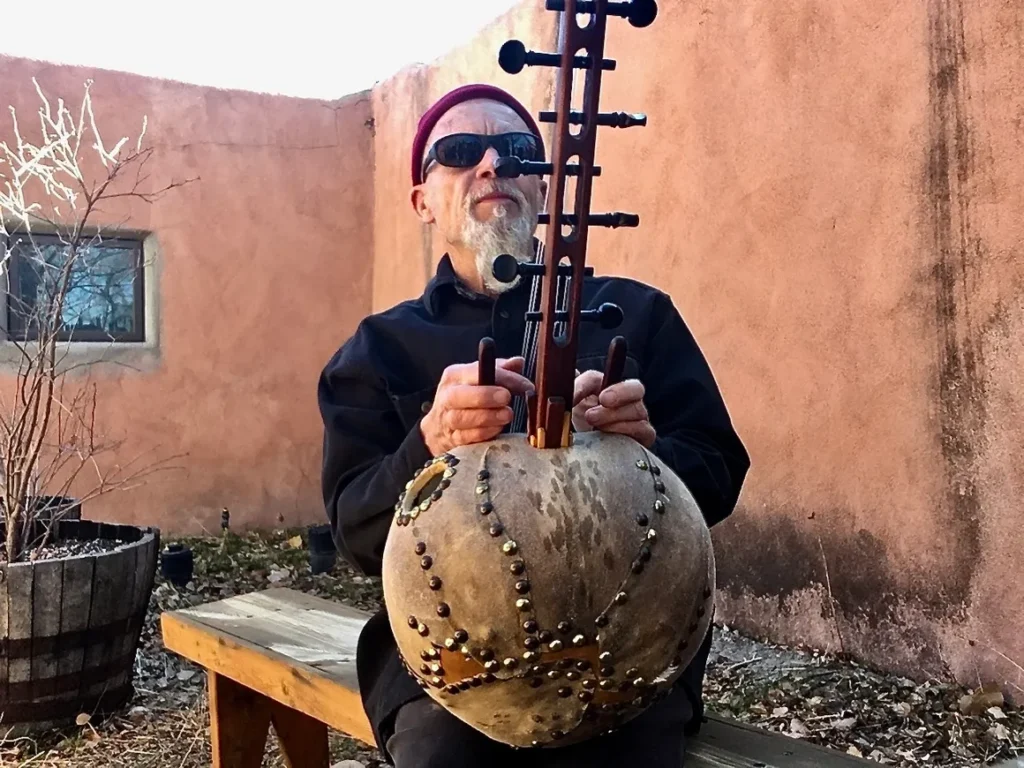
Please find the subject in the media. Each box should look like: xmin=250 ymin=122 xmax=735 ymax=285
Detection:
xmin=572 ymin=370 xmax=656 ymax=448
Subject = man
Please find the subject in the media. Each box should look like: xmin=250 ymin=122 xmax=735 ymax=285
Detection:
xmin=318 ymin=83 xmax=749 ymax=767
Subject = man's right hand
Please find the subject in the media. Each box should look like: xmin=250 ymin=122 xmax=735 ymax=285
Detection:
xmin=419 ymin=356 xmax=534 ymax=455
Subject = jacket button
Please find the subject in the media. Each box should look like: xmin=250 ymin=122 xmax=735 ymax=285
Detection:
xmin=421 ymin=401 xmax=432 ymax=414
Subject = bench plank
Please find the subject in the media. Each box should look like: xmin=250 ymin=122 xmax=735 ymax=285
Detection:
xmin=161 ymin=588 xmax=872 ymax=767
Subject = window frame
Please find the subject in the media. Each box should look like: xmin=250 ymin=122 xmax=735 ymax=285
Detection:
xmin=2 ymin=230 xmax=146 ymax=344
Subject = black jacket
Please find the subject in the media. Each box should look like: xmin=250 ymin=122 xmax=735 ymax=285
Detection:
xmin=318 ymin=253 xmax=750 ymax=751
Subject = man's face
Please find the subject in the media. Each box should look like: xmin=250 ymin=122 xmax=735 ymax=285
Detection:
xmin=411 ymin=99 xmax=547 ymax=293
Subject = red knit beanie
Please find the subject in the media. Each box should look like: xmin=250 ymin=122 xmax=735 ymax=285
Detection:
xmin=411 ymin=83 xmax=544 ymax=185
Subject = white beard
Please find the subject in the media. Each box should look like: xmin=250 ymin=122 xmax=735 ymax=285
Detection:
xmin=460 ymin=184 xmax=538 ymax=294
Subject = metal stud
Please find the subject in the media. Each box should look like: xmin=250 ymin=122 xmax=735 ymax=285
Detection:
xmin=557 ymin=659 xmax=573 ymax=670
xmin=430 ymin=663 xmax=444 ymax=675
xmin=653 ymin=499 xmax=665 ymax=514
xmin=548 ymin=639 xmax=563 ymax=652
xmin=454 ymin=629 xmax=469 ymax=643
xmin=524 ymin=636 xmax=539 ymax=650
xmin=409 ymin=508 xmax=420 ymax=520
xmin=476 ymin=484 xmax=489 ymax=495
xmin=636 ymin=459 xmax=649 ymax=470
xmin=431 ymin=489 xmax=443 ymax=502
xmin=503 ymin=657 xmax=518 ymax=669
xmin=655 ymin=480 xmax=665 ymax=493
xmin=483 ymin=673 xmax=496 ymax=683
xmin=420 ymin=650 xmax=433 ymax=661
xmin=578 ymin=690 xmax=593 ymax=702
xmin=503 ymin=540 xmax=518 ymax=555
xmin=523 ymin=650 xmax=538 ymax=662
xmin=419 ymin=663 xmax=430 ymax=674
xmin=632 ymin=561 xmax=645 ymax=575
xmin=566 ymin=670 xmax=581 ymax=681
xmin=626 ymin=667 xmax=639 ymax=678
xmin=485 ymin=660 xmax=499 ymax=672
xmin=640 ymin=545 xmax=652 ymax=562
xmin=478 ymin=469 xmax=490 ymax=481
xmin=489 ymin=522 xmax=504 ymax=536
xmin=539 ymin=630 xmax=553 ymax=643
xmin=652 ymin=465 xmax=661 ymax=475
xmin=429 ymin=576 xmax=443 ymax=591
xmin=419 ymin=500 xmax=430 ymax=512
xmin=529 ymin=677 xmax=543 ymax=688
xmin=479 ymin=649 xmax=494 ymax=661
xmin=582 ymin=678 xmax=596 ymax=689
xmin=478 ymin=501 xmax=493 ymax=515
xmin=572 ymin=634 xmax=586 ymax=647
xmin=420 ymin=555 xmax=433 ymax=570
xmin=576 ymin=660 xmax=591 ymax=670
xmin=633 ymin=677 xmax=646 ymax=687
xmin=418 ymin=623 xmax=429 ymax=637
xmin=598 ymin=652 xmax=612 ymax=663
xmin=436 ymin=603 xmax=450 ymax=617
xmin=447 ymin=456 xmax=460 ymax=466
xmin=697 ymin=605 xmax=706 ymax=617
xmin=550 ymin=730 xmax=564 ymax=740
xmin=635 ymin=512 xmax=649 ymax=526
xmin=415 ymin=542 xmax=426 ymax=555
xmin=443 ymin=467 xmax=456 ymax=479
xmin=515 ymin=580 xmax=531 ymax=594
xmin=458 ymin=680 xmax=471 ymax=690
xmin=444 ymin=638 xmax=457 ymax=650
xmin=595 ymin=615 xmax=609 ymax=628
xmin=703 ymin=586 xmax=713 ymax=599
xmin=530 ymin=665 xmax=543 ymax=675
xmin=431 ymin=676 xmax=443 ymax=687
xmin=439 ymin=478 xmax=451 ymax=490
xmin=599 ymin=679 xmax=615 ymax=691
xmin=547 ymin=670 xmax=562 ymax=680
xmin=523 ymin=619 xmax=538 ymax=633
xmin=558 ymin=687 xmax=572 ymax=698
xmin=647 ymin=529 xmax=657 ymax=541
xmin=516 ymin=598 xmax=532 ymax=611
xmin=407 ymin=615 xmax=418 ymax=628
xmin=600 ymin=666 xmax=615 ymax=676
xmin=614 ymin=591 xmax=628 ymax=605
xmin=470 ymin=677 xmax=482 ymax=687
xmin=557 ymin=621 xmax=571 ymax=634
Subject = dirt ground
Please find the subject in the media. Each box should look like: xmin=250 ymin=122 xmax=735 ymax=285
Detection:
xmin=2 ymin=529 xmax=1021 ymax=767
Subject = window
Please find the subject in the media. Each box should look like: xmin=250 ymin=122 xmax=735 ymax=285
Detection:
xmin=3 ymin=232 xmax=145 ymax=343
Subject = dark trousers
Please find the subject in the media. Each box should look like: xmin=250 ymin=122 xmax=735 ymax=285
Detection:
xmin=384 ymin=682 xmax=694 ymax=768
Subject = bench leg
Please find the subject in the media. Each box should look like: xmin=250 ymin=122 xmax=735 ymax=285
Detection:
xmin=271 ymin=703 xmax=331 ymax=768
xmin=209 ymin=671 xmax=272 ymax=768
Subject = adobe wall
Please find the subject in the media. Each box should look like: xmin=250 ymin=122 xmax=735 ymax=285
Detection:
xmin=0 ymin=55 xmax=374 ymax=535
xmin=367 ymin=1 xmax=1024 ymax=696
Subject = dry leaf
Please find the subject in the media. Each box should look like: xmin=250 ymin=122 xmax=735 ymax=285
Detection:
xmin=789 ymin=718 xmax=810 ymax=738
xmin=959 ymin=683 xmax=1004 ymax=716
xmin=847 ymin=745 xmax=864 ymax=757
xmin=287 ymin=535 xmax=303 ymax=549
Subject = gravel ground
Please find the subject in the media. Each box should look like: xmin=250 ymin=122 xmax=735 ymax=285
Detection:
xmin=1 ymin=528 xmax=1021 ymax=767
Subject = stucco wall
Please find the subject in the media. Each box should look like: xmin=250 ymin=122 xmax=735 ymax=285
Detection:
xmin=367 ymin=2 xmax=1024 ymax=696
xmin=0 ymin=55 xmax=374 ymax=534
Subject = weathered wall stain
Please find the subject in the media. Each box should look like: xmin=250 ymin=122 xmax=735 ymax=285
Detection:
xmin=926 ymin=0 xmax=986 ymax=616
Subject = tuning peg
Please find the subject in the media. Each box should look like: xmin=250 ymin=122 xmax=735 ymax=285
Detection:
xmin=525 ymin=303 xmax=623 ymax=329
xmin=494 ymin=156 xmax=601 ymax=178
xmin=499 ymin=40 xmax=616 ymax=75
xmin=492 ymin=253 xmax=594 ymax=284
xmin=538 ymin=212 xmax=640 ymax=228
xmin=539 ymin=110 xmax=647 ymax=128
xmin=545 ymin=0 xmax=658 ymax=28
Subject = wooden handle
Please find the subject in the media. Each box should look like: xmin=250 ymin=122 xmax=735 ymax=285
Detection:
xmin=478 ymin=337 xmax=496 ymax=386
xmin=601 ymin=336 xmax=627 ymax=390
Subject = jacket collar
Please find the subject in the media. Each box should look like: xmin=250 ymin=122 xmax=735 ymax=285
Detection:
xmin=424 ymin=252 xmax=530 ymax=316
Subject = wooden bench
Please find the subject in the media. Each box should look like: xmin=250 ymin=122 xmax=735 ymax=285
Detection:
xmin=160 ymin=588 xmax=874 ymax=767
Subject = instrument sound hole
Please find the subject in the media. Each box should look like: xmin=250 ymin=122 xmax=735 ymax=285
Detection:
xmin=413 ymin=473 xmax=444 ymax=506
xmin=561 ymin=157 xmax=579 ymax=239
xmin=569 ymin=49 xmax=587 ymax=137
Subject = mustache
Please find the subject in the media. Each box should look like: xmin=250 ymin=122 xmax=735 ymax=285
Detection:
xmin=467 ymin=181 xmax=528 ymax=208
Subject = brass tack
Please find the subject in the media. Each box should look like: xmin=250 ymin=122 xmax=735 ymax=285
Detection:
xmin=470 ymin=677 xmax=482 ymax=687
xmin=516 ymin=598 xmax=532 ymax=611
xmin=489 ymin=522 xmax=504 ymax=536
xmin=647 ymin=529 xmax=657 ymax=541
xmin=430 ymin=663 xmax=444 ymax=675
xmin=447 ymin=456 xmax=460 ymax=466
xmin=703 ymin=586 xmax=713 ymax=599
xmin=655 ymin=480 xmax=665 ymax=493
xmin=572 ymin=634 xmax=586 ymax=647
xmin=420 ymin=650 xmax=432 ymax=661
xmin=444 ymin=638 xmax=456 ymax=650
xmin=417 ymin=623 xmax=429 ymax=637
xmin=599 ymin=679 xmax=615 ymax=691
xmin=431 ymin=490 xmax=442 ymax=502
xmin=530 ymin=665 xmax=543 ymax=675
xmin=439 ymin=478 xmax=450 ymax=490
xmin=652 ymin=465 xmax=661 ymax=475
xmin=409 ymin=508 xmax=420 ymax=519
xmin=443 ymin=467 xmax=456 ymax=478
xmin=598 ymin=652 xmax=612 ymax=663
xmin=614 ymin=591 xmax=628 ymax=605
xmin=503 ymin=540 xmax=518 ymax=554
xmin=634 ymin=677 xmax=646 ymax=687
xmin=431 ymin=676 xmax=443 ymax=686
xmin=523 ymin=650 xmax=538 ymax=662
xmin=653 ymin=499 xmax=665 ymax=514
xmin=697 ymin=605 xmax=706 ymax=617
xmin=550 ymin=730 xmax=564 ymax=740
xmin=459 ymin=680 xmax=471 ymax=690
xmin=524 ymin=636 xmax=539 ymax=650
xmin=557 ymin=659 xmax=573 ymax=669
xmin=485 ymin=660 xmax=499 ymax=672
xmin=483 ymin=673 xmax=496 ymax=683
xmin=632 ymin=561 xmax=645 ymax=574
xmin=626 ymin=667 xmax=639 ymax=678
xmin=636 ymin=459 xmax=648 ymax=470
xmin=419 ymin=500 xmax=430 ymax=512
xmin=523 ymin=619 xmax=538 ymax=633
xmin=503 ymin=657 xmax=518 ymax=669
xmin=419 ymin=663 xmax=430 ymax=674
xmin=548 ymin=639 xmax=563 ymax=652
xmin=476 ymin=484 xmax=489 ymax=495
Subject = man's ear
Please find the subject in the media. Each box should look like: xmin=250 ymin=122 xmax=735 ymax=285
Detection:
xmin=410 ymin=185 xmax=436 ymax=224
xmin=538 ymin=178 xmax=549 ymax=204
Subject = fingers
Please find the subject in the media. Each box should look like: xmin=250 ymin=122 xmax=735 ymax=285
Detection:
xmin=573 ymin=369 xmax=604 ymax=407
xmin=582 ymin=398 xmax=649 ymax=428
xmin=597 ymin=379 xmax=645 ymax=409
xmin=443 ymin=404 xmax=514 ymax=432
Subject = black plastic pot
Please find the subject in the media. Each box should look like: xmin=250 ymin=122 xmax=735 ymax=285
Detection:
xmin=160 ymin=543 xmax=194 ymax=587
xmin=307 ymin=523 xmax=337 ymax=575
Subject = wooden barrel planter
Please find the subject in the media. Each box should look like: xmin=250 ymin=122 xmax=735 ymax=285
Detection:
xmin=0 ymin=519 xmax=160 ymax=735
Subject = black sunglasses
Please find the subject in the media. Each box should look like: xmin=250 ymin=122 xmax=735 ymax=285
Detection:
xmin=421 ymin=132 xmax=543 ymax=178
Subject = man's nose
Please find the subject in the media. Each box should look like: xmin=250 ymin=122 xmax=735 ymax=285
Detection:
xmin=476 ymin=147 xmax=500 ymax=179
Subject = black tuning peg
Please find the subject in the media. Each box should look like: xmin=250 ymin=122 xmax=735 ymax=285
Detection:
xmin=494 ymin=156 xmax=602 ymax=179
xmin=581 ymin=302 xmax=624 ymax=330
xmin=538 ymin=212 xmax=640 ymax=228
xmin=545 ymin=0 xmax=658 ymax=28
xmin=499 ymin=40 xmax=616 ymax=75
xmin=539 ymin=110 xmax=647 ymax=128
xmin=492 ymin=253 xmax=595 ymax=284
